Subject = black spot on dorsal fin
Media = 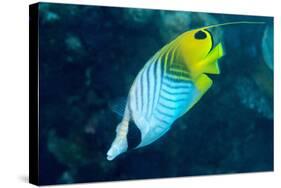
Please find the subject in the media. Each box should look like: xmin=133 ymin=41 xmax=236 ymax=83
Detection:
xmin=194 ymin=30 xmax=207 ymax=39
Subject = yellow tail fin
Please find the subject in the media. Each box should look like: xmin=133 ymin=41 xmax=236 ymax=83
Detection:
xmin=202 ymin=43 xmax=224 ymax=74
xmin=204 ymin=61 xmax=220 ymax=74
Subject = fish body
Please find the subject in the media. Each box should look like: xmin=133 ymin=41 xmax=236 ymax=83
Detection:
xmin=129 ymin=43 xmax=199 ymax=148
xmin=106 ymin=25 xmax=225 ymax=161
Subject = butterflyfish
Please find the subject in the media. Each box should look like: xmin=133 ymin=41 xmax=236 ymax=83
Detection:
xmin=106 ymin=21 xmax=264 ymax=161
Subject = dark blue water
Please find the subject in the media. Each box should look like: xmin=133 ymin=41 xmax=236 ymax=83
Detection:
xmin=37 ymin=3 xmax=273 ymax=185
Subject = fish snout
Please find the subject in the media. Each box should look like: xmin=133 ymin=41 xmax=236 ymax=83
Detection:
xmin=106 ymin=146 xmax=120 ymax=161
xmin=106 ymin=137 xmax=128 ymax=161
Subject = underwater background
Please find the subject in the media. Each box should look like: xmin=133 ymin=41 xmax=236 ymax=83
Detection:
xmin=37 ymin=3 xmax=273 ymax=185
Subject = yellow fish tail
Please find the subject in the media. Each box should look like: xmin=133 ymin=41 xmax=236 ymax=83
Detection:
xmin=203 ymin=43 xmax=224 ymax=74
xmin=193 ymin=43 xmax=224 ymax=76
xmin=204 ymin=61 xmax=220 ymax=74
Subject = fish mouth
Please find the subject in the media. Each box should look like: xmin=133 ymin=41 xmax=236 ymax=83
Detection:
xmin=106 ymin=149 xmax=116 ymax=161
xmin=106 ymin=133 xmax=128 ymax=161
xmin=106 ymin=154 xmax=115 ymax=161
xmin=106 ymin=146 xmax=120 ymax=161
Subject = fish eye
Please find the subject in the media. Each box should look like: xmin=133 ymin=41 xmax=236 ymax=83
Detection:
xmin=194 ymin=30 xmax=207 ymax=40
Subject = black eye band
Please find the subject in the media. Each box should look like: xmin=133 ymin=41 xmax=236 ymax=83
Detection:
xmin=127 ymin=121 xmax=142 ymax=150
xmin=194 ymin=30 xmax=207 ymax=39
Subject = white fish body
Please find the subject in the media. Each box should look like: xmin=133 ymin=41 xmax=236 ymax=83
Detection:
xmin=128 ymin=48 xmax=198 ymax=148
xmin=107 ymin=27 xmax=224 ymax=161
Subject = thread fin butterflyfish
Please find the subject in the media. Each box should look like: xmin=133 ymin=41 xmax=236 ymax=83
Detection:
xmin=106 ymin=21 xmax=265 ymax=161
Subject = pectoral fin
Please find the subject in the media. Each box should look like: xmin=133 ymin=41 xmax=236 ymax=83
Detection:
xmin=110 ymin=97 xmax=127 ymax=117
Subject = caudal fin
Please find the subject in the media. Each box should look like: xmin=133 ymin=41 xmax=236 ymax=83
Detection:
xmin=202 ymin=43 xmax=224 ymax=75
xmin=204 ymin=61 xmax=220 ymax=74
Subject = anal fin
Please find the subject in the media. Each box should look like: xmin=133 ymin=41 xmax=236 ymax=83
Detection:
xmin=195 ymin=74 xmax=213 ymax=94
xmin=185 ymin=74 xmax=213 ymax=113
xmin=179 ymin=74 xmax=213 ymax=117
